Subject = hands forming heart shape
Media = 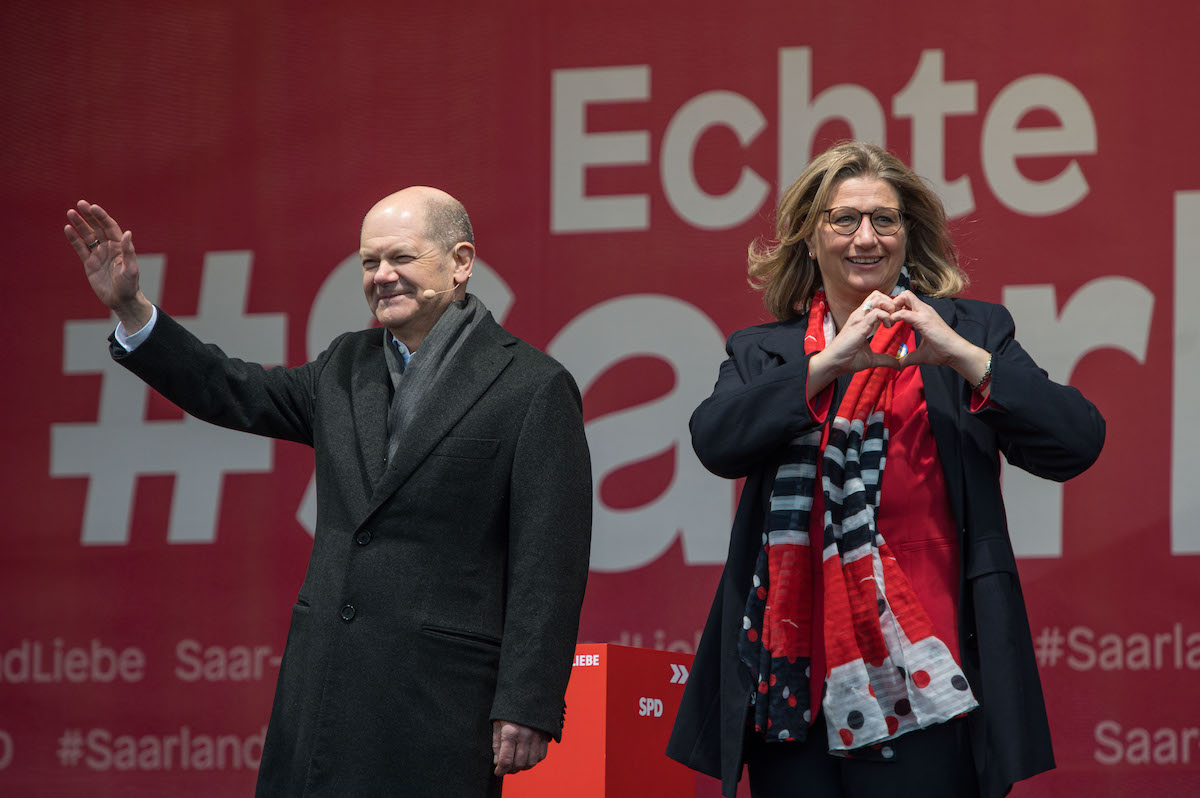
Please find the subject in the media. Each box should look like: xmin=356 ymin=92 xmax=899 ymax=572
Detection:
xmin=805 ymin=290 xmax=992 ymax=401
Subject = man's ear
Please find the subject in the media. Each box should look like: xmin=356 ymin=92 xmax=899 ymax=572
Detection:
xmin=451 ymin=242 xmax=475 ymax=285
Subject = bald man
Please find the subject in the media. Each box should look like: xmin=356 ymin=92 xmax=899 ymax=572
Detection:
xmin=65 ymin=189 xmax=592 ymax=797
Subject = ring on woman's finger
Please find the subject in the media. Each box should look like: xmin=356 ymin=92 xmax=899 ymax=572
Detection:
xmin=87 ymin=238 xmax=101 ymax=250
xmin=864 ymin=300 xmax=873 ymax=311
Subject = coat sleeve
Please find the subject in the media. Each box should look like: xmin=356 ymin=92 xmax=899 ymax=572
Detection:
xmin=690 ymin=328 xmax=829 ymax=479
xmin=110 ymin=308 xmax=323 ymax=446
xmin=968 ymin=301 xmax=1105 ymax=481
xmin=490 ymin=366 xmax=592 ymax=741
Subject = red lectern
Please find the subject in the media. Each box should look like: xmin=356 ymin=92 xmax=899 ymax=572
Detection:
xmin=504 ymin=643 xmax=696 ymax=797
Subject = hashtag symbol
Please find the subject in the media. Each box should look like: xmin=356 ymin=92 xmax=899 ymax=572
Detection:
xmin=57 ymin=730 xmax=83 ymax=767
xmin=51 ymin=252 xmax=287 ymax=545
xmin=1034 ymin=627 xmax=1064 ymax=668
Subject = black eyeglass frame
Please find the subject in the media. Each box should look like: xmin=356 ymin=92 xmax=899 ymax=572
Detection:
xmin=821 ymin=207 xmax=904 ymax=236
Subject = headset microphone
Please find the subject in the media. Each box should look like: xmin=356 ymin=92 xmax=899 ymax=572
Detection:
xmin=421 ymin=285 xmax=458 ymax=299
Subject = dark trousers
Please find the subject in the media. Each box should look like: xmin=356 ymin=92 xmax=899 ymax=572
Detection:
xmin=743 ymin=714 xmax=978 ymax=798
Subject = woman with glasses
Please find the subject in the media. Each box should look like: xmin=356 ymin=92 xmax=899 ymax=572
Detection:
xmin=666 ymin=141 xmax=1104 ymax=798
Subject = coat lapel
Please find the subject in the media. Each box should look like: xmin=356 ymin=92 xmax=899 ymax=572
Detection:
xmin=351 ymin=334 xmax=391 ymax=487
xmin=920 ymin=297 xmax=967 ymax=526
xmin=365 ymin=313 xmax=514 ymax=512
xmin=759 ymin=316 xmax=810 ymax=362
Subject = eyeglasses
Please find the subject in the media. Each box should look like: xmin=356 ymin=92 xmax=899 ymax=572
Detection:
xmin=823 ymin=207 xmax=903 ymax=236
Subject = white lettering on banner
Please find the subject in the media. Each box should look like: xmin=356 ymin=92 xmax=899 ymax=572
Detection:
xmin=982 ymin=75 xmax=1097 ymax=216
xmin=892 ymin=50 xmax=977 ymax=217
xmin=174 ymin=639 xmax=280 ymax=682
xmin=661 ymin=91 xmax=769 ymax=229
xmin=551 ymin=66 xmax=651 ymax=232
xmin=1094 ymin=720 xmax=1200 ymax=766
xmin=81 ymin=726 xmax=266 ymax=771
xmin=638 ymin=697 xmax=664 ymax=717
xmin=548 ymin=295 xmax=732 ymax=570
xmin=1174 ymin=192 xmax=1200 ymax=554
xmin=0 ymin=639 xmax=144 ymax=684
xmin=777 ymin=46 xmax=886 ymax=188
xmin=1001 ymin=278 xmax=1153 ymax=557
xmin=573 ymin=654 xmax=601 ymax=667
xmin=1065 ymin=624 xmax=1200 ymax=671
xmin=552 ymin=48 xmax=1096 ymax=232
xmin=51 ymin=253 xmax=285 ymax=545
xmin=0 ymin=730 xmax=12 ymax=771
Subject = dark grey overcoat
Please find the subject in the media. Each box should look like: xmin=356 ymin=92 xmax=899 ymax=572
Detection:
xmin=665 ymin=296 xmax=1105 ymax=798
xmin=112 ymin=305 xmax=592 ymax=797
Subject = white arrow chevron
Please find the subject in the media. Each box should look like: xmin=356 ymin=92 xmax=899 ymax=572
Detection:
xmin=669 ymin=663 xmax=690 ymax=684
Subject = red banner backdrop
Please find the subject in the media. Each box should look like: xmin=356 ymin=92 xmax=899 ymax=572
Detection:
xmin=2 ymin=1 xmax=1198 ymax=795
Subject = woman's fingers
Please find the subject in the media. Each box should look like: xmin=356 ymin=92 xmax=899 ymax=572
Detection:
xmin=896 ymin=342 xmax=928 ymax=369
xmin=860 ymin=291 xmax=898 ymax=315
xmin=867 ymin=351 xmax=903 ymax=371
xmin=890 ymin=289 xmax=925 ymax=310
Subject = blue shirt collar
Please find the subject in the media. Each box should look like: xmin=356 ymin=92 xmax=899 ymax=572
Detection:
xmin=387 ymin=333 xmax=413 ymax=372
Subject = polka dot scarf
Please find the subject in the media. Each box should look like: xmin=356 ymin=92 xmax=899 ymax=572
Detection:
xmin=739 ymin=278 xmax=978 ymax=756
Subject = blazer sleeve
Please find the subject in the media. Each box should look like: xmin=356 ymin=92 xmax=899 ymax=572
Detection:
xmin=967 ymin=301 xmax=1105 ymax=481
xmin=690 ymin=327 xmax=828 ymax=479
xmin=110 ymin=308 xmax=324 ymax=446
xmin=490 ymin=366 xmax=592 ymax=741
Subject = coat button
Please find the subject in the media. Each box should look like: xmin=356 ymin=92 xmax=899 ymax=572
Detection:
xmin=340 ymin=604 xmax=356 ymax=622
xmin=355 ymin=529 xmax=372 ymax=546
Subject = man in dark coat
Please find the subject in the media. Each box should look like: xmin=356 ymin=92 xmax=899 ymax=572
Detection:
xmin=64 ymin=188 xmax=593 ymax=797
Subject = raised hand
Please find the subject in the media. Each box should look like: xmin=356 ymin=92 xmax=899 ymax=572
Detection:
xmin=64 ymin=201 xmax=153 ymax=331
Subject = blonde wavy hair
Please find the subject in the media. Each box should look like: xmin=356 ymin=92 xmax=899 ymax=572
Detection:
xmin=748 ymin=141 xmax=966 ymax=320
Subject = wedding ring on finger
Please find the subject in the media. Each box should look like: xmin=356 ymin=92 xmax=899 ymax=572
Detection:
xmin=87 ymin=238 xmax=101 ymax=250
xmin=865 ymin=300 xmax=873 ymax=311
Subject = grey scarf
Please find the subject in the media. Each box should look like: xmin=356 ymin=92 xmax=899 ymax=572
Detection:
xmin=383 ymin=293 xmax=486 ymax=463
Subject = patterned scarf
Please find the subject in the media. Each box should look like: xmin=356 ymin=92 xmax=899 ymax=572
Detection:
xmin=739 ymin=275 xmax=978 ymax=755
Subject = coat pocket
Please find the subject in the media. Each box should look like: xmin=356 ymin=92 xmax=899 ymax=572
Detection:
xmin=420 ymin=623 xmax=502 ymax=648
xmin=430 ymin=436 xmax=500 ymax=459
